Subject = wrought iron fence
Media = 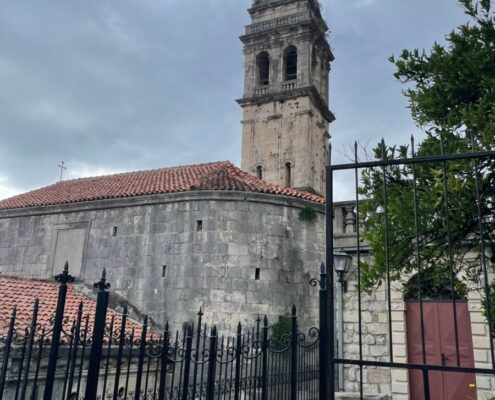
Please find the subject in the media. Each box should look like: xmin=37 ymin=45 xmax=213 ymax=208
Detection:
xmin=325 ymin=135 xmax=495 ymax=399
xmin=0 ymin=264 xmax=321 ymax=400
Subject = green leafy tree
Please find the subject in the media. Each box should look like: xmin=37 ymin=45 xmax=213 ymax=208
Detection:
xmin=359 ymin=1 xmax=495 ymax=309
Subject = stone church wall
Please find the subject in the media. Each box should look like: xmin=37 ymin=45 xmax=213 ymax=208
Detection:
xmin=0 ymin=191 xmax=325 ymax=332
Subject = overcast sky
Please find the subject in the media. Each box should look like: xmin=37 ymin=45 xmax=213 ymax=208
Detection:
xmin=0 ymin=0 xmax=468 ymax=200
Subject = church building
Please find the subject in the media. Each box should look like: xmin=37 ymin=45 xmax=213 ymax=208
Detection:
xmin=0 ymin=0 xmax=333 ymax=332
xmin=3 ymin=2 xmax=495 ymax=399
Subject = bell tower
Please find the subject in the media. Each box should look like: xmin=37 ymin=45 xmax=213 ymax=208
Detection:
xmin=237 ymin=0 xmax=334 ymax=195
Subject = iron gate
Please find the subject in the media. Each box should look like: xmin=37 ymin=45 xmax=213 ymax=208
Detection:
xmin=325 ymin=135 xmax=495 ymax=399
xmin=0 ymin=265 xmax=321 ymax=400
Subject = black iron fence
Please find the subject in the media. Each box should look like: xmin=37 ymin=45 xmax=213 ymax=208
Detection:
xmin=326 ymin=135 xmax=495 ymax=399
xmin=0 ymin=264 xmax=323 ymax=400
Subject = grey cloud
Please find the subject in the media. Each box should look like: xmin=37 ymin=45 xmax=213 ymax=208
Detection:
xmin=0 ymin=0 xmax=468 ymax=200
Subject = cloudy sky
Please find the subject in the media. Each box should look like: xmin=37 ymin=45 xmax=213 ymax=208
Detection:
xmin=0 ymin=0 xmax=468 ymax=200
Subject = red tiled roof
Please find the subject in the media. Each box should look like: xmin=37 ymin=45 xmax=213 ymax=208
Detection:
xmin=0 ymin=161 xmax=324 ymax=211
xmin=0 ymin=276 xmax=142 ymax=338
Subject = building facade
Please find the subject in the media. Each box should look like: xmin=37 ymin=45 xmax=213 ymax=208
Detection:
xmin=0 ymin=162 xmax=326 ymax=332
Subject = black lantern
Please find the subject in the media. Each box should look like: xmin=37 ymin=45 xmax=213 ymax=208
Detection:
xmin=334 ymin=251 xmax=352 ymax=292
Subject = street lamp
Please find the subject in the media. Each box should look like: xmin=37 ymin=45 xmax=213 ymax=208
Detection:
xmin=334 ymin=251 xmax=352 ymax=293
xmin=333 ymin=251 xmax=352 ymax=392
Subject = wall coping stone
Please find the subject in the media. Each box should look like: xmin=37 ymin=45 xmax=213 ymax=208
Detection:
xmin=0 ymin=190 xmax=325 ymax=219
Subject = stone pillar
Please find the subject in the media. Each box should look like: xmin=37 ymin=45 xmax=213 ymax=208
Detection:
xmin=468 ymin=289 xmax=495 ymax=397
xmin=390 ymin=282 xmax=409 ymax=400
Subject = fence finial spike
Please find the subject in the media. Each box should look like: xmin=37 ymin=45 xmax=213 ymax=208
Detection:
xmin=55 ymin=262 xmax=74 ymax=284
xmin=263 ymin=315 xmax=268 ymax=326
xmin=211 ymin=325 xmax=217 ymax=336
xmin=237 ymin=322 xmax=242 ymax=334
xmin=320 ymin=262 xmax=325 ymax=274
xmin=123 ymin=303 xmax=128 ymax=314
xmin=292 ymin=304 xmax=297 ymax=316
xmin=198 ymin=307 xmax=203 ymax=316
xmin=165 ymin=321 xmax=169 ymax=331
xmin=94 ymin=268 xmax=111 ymax=291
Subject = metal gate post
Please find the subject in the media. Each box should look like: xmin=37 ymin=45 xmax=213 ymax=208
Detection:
xmin=43 ymin=262 xmax=74 ymax=400
xmin=134 ymin=315 xmax=149 ymax=400
xmin=261 ymin=316 xmax=269 ymax=400
xmin=181 ymin=327 xmax=193 ymax=400
xmin=326 ymin=146 xmax=336 ymax=400
xmin=318 ymin=263 xmax=328 ymax=400
xmin=112 ymin=305 xmax=128 ymax=400
xmin=158 ymin=322 xmax=170 ymax=400
xmin=84 ymin=270 xmax=111 ymax=400
xmin=206 ymin=326 xmax=218 ymax=400
xmin=290 ymin=305 xmax=298 ymax=400
xmin=234 ymin=322 xmax=242 ymax=400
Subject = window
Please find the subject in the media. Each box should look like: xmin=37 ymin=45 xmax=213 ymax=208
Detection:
xmin=162 ymin=265 xmax=167 ymax=278
xmin=285 ymin=162 xmax=292 ymax=187
xmin=285 ymin=46 xmax=298 ymax=81
xmin=256 ymin=165 xmax=263 ymax=180
xmin=196 ymin=220 xmax=203 ymax=231
xmin=255 ymin=268 xmax=260 ymax=280
xmin=257 ymin=52 xmax=270 ymax=86
xmin=112 ymin=226 xmax=118 ymax=237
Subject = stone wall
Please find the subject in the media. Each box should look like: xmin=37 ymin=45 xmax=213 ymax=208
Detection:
xmin=0 ymin=191 xmax=325 ymax=333
xmin=241 ymin=96 xmax=329 ymax=195
xmin=341 ymin=283 xmax=391 ymax=395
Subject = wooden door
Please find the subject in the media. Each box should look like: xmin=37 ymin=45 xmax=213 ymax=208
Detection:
xmin=406 ymin=301 xmax=477 ymax=400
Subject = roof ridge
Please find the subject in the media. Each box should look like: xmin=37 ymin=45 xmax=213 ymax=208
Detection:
xmin=0 ymin=160 xmax=324 ymax=210
xmin=57 ymin=160 xmax=233 ymax=184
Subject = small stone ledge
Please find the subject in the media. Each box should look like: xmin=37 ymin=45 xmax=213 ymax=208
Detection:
xmin=335 ymin=394 xmax=390 ymax=400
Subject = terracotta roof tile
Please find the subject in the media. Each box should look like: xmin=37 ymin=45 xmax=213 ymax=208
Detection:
xmin=0 ymin=161 xmax=324 ymax=211
xmin=0 ymin=276 xmax=142 ymax=338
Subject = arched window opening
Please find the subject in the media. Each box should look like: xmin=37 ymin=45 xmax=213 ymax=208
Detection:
xmin=285 ymin=162 xmax=292 ymax=187
xmin=256 ymin=165 xmax=263 ymax=180
xmin=257 ymin=52 xmax=270 ymax=86
xmin=285 ymin=46 xmax=298 ymax=81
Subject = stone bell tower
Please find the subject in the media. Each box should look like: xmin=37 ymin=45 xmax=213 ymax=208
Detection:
xmin=237 ymin=0 xmax=334 ymax=195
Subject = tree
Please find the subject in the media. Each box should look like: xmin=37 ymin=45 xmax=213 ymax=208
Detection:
xmin=359 ymin=0 xmax=495 ymax=310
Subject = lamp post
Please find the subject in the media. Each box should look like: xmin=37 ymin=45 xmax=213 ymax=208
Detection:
xmin=334 ymin=251 xmax=352 ymax=392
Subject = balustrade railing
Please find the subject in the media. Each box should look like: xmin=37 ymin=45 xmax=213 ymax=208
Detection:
xmin=246 ymin=13 xmax=308 ymax=35
xmin=281 ymin=81 xmax=297 ymax=92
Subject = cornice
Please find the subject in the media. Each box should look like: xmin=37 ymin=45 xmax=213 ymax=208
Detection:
xmin=248 ymin=0 xmax=324 ymax=27
xmin=236 ymin=85 xmax=335 ymax=123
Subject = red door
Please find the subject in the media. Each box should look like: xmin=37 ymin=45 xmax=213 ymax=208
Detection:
xmin=406 ymin=301 xmax=477 ymax=400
